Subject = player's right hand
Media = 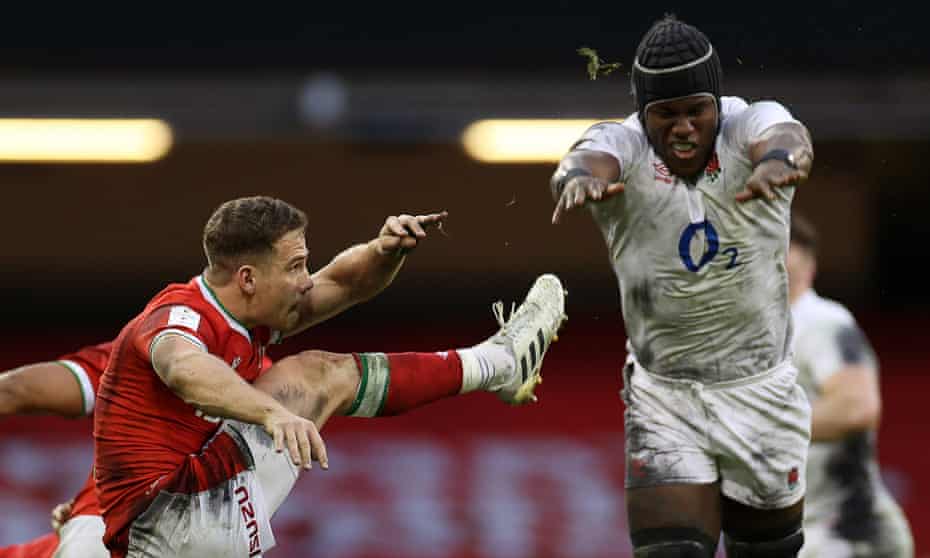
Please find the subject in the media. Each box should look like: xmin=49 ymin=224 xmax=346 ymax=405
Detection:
xmin=376 ymin=211 xmax=448 ymax=255
xmin=551 ymin=176 xmax=625 ymax=224
xmin=264 ymin=409 xmax=329 ymax=471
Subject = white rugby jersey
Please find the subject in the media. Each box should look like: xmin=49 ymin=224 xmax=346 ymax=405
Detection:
xmin=575 ymin=96 xmax=798 ymax=382
xmin=791 ymin=290 xmax=900 ymax=527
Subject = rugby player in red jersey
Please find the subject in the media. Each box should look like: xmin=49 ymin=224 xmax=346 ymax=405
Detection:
xmin=93 ymin=196 xmax=566 ymax=557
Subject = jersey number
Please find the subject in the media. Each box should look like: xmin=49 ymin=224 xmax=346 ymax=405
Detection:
xmin=678 ymin=220 xmax=742 ymax=272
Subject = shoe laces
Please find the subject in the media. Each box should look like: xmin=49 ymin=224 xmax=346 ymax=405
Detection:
xmin=491 ymin=300 xmax=517 ymax=328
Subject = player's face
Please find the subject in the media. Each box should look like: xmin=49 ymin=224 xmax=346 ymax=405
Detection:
xmin=645 ymin=95 xmax=718 ymax=179
xmin=257 ymin=228 xmax=313 ymax=331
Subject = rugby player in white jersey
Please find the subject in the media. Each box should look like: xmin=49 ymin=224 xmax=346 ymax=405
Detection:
xmin=788 ymin=214 xmax=913 ymax=558
xmin=550 ymin=15 xmax=814 ymax=558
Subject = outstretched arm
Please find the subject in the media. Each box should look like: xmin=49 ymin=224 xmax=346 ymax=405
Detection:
xmin=286 ymin=211 xmax=448 ymax=335
xmin=0 ymin=362 xmax=88 ymax=418
xmin=550 ymin=150 xmax=624 ymax=224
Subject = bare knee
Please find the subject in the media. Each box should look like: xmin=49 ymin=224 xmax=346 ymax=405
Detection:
xmin=257 ymin=350 xmax=360 ymax=427
xmin=288 ymin=350 xmax=360 ymax=414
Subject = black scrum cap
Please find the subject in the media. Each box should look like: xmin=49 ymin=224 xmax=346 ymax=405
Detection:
xmin=631 ymin=16 xmax=722 ymax=120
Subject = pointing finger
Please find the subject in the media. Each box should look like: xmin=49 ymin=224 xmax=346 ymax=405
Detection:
xmin=417 ymin=212 xmax=448 ymax=228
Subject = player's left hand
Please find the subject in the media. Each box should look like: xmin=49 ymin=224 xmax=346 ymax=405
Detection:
xmin=50 ymin=499 xmax=74 ymax=532
xmin=736 ymin=160 xmax=809 ymax=203
xmin=376 ymin=211 xmax=448 ymax=255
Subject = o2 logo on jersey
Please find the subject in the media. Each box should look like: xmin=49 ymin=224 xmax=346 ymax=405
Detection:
xmin=678 ymin=220 xmax=743 ymax=272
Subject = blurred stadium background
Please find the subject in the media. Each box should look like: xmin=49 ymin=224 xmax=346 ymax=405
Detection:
xmin=0 ymin=5 xmax=927 ymax=557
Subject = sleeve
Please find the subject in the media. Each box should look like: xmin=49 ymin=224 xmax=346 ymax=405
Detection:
xmin=55 ymin=340 xmax=114 ymax=415
xmin=727 ymin=100 xmax=800 ymax=157
xmin=796 ymin=316 xmax=877 ymax=387
xmin=570 ymin=120 xmax=648 ymax=182
xmin=720 ymin=96 xmax=749 ymax=114
xmin=132 ymin=305 xmax=217 ymax=369
xmin=54 ymin=359 xmax=97 ymax=416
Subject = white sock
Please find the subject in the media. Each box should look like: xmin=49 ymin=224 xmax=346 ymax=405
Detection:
xmin=457 ymin=342 xmax=514 ymax=393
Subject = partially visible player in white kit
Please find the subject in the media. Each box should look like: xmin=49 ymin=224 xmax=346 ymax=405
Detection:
xmin=550 ymin=15 xmax=815 ymax=558
xmin=787 ymin=214 xmax=914 ymax=558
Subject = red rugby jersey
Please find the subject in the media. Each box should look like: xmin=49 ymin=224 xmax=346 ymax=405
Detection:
xmin=94 ymin=275 xmax=276 ymax=548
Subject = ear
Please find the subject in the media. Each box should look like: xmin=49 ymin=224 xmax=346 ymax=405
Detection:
xmin=236 ymin=265 xmax=258 ymax=296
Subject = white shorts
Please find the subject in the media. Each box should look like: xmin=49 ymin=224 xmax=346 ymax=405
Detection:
xmin=800 ymin=504 xmax=914 ymax=558
xmin=126 ymin=420 xmax=300 ymax=558
xmin=622 ymin=357 xmax=811 ymax=509
xmin=53 ymin=515 xmax=108 ymax=558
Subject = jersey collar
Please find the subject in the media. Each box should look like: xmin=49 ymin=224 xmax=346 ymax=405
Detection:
xmin=195 ymin=275 xmax=251 ymax=343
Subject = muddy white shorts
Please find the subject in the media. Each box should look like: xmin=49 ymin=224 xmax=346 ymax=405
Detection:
xmin=622 ymin=357 xmax=811 ymax=509
xmin=126 ymin=420 xmax=300 ymax=558
xmin=53 ymin=515 xmax=108 ymax=558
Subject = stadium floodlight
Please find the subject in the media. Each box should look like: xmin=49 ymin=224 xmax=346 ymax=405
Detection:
xmin=0 ymin=118 xmax=173 ymax=163
xmin=461 ymin=118 xmax=622 ymax=163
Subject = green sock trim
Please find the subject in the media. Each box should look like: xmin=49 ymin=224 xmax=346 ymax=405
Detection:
xmin=344 ymin=353 xmax=369 ymax=416
xmin=374 ymin=362 xmax=392 ymax=417
xmin=347 ymin=353 xmax=390 ymax=417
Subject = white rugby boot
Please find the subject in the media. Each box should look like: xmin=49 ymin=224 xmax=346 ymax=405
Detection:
xmin=485 ymin=274 xmax=567 ymax=405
